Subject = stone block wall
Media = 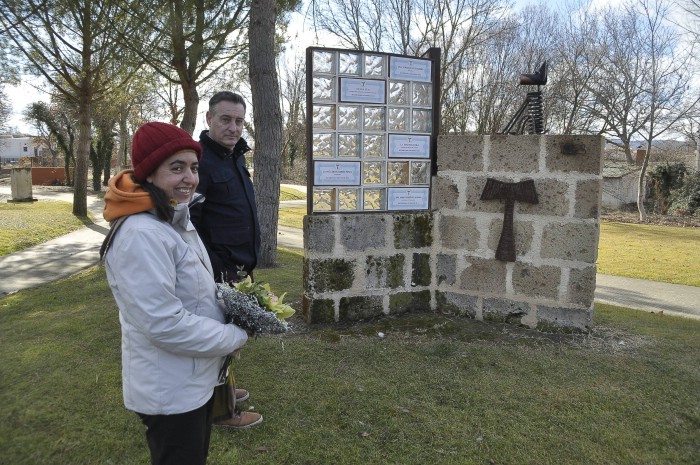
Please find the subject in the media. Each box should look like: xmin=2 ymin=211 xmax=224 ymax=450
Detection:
xmin=303 ymin=134 xmax=604 ymax=331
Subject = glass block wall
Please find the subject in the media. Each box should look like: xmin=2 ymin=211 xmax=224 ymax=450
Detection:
xmin=307 ymin=48 xmax=438 ymax=213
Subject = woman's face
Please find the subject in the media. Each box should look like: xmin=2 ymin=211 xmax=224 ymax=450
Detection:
xmin=146 ymin=150 xmax=199 ymax=204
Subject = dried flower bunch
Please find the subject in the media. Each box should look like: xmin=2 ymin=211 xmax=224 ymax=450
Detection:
xmin=216 ymin=277 xmax=295 ymax=335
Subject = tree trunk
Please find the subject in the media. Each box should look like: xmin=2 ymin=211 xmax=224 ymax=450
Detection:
xmin=636 ymin=142 xmax=652 ymax=222
xmin=103 ymin=138 xmax=112 ymax=186
xmin=180 ymin=81 xmax=199 ymax=135
xmin=118 ymin=106 xmax=130 ymax=170
xmin=73 ymin=86 xmax=91 ymax=217
xmin=249 ymin=0 xmax=283 ymax=268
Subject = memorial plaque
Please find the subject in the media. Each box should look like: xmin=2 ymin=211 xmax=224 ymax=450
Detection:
xmin=308 ymin=47 xmax=439 ymax=213
xmin=314 ymin=161 xmax=361 ymax=186
xmin=340 ymin=78 xmax=386 ymax=104
xmin=388 ymin=187 xmax=430 ymax=210
xmin=390 ymin=56 xmax=432 ymax=82
xmin=388 ymin=134 xmax=430 ymax=158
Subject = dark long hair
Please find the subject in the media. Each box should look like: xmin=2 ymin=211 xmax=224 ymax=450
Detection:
xmin=135 ymin=177 xmax=175 ymax=222
xmin=99 ymin=175 xmax=174 ymax=260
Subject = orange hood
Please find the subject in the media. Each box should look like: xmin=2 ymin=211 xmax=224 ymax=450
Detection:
xmin=103 ymin=170 xmax=154 ymax=222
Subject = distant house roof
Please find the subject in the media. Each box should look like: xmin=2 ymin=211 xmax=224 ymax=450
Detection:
xmin=634 ymin=140 xmax=693 ymax=151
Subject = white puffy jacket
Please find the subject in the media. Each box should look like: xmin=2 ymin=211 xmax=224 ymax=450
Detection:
xmin=104 ymin=204 xmax=247 ymax=415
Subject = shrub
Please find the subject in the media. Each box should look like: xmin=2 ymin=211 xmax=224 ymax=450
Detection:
xmin=669 ymin=171 xmax=700 ymax=216
xmin=648 ymin=163 xmax=687 ymax=214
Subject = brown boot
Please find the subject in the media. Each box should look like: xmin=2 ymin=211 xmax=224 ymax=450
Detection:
xmin=234 ymin=389 xmax=249 ymax=402
xmin=214 ymin=411 xmax=263 ymax=429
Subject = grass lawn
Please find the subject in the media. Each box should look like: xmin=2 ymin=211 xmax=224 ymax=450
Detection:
xmin=4 ymin=190 xmax=699 ymax=288
xmin=1 ymin=248 xmax=698 ymax=465
xmin=0 ymin=201 xmax=90 ymax=256
xmin=279 ymin=186 xmax=305 ymax=201
xmin=597 ymin=222 xmax=700 ymax=286
xmin=1 ymin=197 xmax=698 ymax=463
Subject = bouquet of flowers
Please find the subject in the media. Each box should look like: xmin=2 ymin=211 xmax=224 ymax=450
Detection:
xmin=216 ymin=276 xmax=295 ymax=335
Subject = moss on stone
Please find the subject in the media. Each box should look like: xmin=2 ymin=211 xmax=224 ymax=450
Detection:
xmin=389 ymin=290 xmax=431 ymax=315
xmin=339 ymin=295 xmax=384 ymax=321
xmin=393 ymin=213 xmax=433 ymax=249
xmin=308 ymin=258 xmax=355 ymax=292
xmin=302 ymin=297 xmax=335 ymax=324
xmin=365 ymin=254 xmax=405 ymax=289
xmin=412 ymin=253 xmax=431 ymax=286
xmin=387 ymin=254 xmax=406 ymax=288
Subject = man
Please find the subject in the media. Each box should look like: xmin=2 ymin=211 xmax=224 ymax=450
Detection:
xmin=190 ymin=91 xmax=262 ymax=429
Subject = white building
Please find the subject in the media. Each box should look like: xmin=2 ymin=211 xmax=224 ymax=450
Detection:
xmin=0 ymin=135 xmax=38 ymax=164
xmin=602 ymin=163 xmax=640 ymax=209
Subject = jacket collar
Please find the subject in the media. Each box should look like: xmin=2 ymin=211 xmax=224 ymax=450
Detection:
xmin=170 ymin=203 xmax=194 ymax=231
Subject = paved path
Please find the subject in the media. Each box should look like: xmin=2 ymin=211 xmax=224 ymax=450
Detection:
xmin=594 ymin=274 xmax=699 ymax=319
xmin=1 ymin=183 xmax=698 ymax=320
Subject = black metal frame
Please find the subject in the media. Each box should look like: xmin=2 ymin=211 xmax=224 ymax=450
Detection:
xmin=305 ymin=47 xmax=442 ymax=215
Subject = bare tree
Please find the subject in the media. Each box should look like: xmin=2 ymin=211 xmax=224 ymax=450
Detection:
xmin=544 ymin=2 xmax=603 ymax=135
xmin=631 ymin=0 xmax=700 ymax=220
xmin=679 ymin=0 xmax=700 ymax=56
xmin=463 ymin=6 xmax=552 ymax=135
xmin=311 ymin=0 xmax=385 ymax=50
xmin=579 ymin=4 xmax=653 ymax=163
xmin=279 ymin=55 xmax=307 ymax=182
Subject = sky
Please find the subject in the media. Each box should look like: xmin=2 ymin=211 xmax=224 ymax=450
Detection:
xmin=1 ymin=0 xmax=632 ymax=135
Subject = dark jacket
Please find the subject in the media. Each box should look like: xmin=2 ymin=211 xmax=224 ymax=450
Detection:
xmin=191 ymin=131 xmax=260 ymax=282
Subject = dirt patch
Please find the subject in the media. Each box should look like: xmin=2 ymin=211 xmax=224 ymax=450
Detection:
xmin=289 ymin=312 xmax=651 ymax=354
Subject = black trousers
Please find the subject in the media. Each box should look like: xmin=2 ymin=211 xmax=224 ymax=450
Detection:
xmin=137 ymin=394 xmax=215 ymax=465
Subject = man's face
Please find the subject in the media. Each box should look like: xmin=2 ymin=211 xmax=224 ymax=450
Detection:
xmin=206 ymin=101 xmax=246 ymax=151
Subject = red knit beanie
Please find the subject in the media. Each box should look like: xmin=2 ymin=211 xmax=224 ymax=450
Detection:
xmin=131 ymin=122 xmax=203 ymax=180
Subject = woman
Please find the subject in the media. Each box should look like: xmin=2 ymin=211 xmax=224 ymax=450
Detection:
xmin=101 ymin=122 xmax=248 ymax=465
